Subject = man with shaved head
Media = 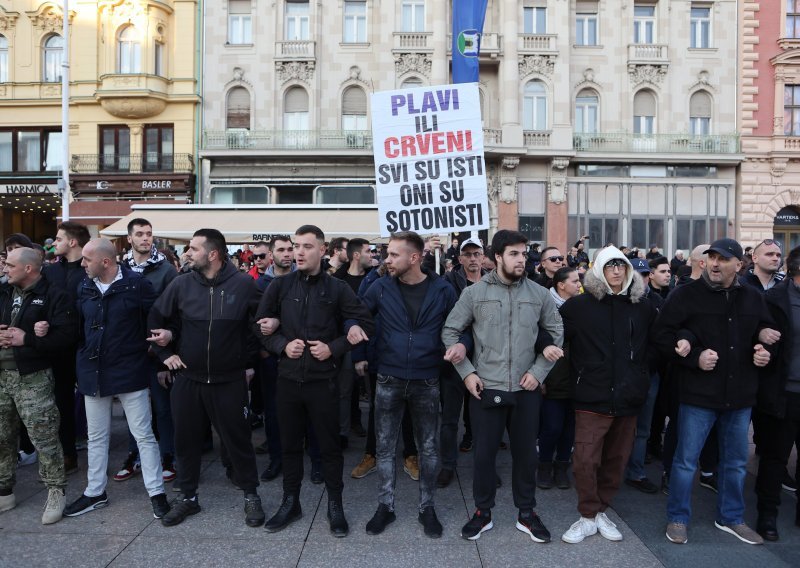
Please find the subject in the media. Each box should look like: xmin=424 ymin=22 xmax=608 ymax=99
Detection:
xmin=63 ymin=238 xmax=170 ymax=521
xmin=0 ymin=247 xmax=77 ymax=524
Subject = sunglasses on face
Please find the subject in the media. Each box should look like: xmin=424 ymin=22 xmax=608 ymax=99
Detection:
xmin=545 ymin=256 xmax=565 ymax=263
xmin=252 ymin=253 xmax=268 ymax=260
xmin=604 ymin=259 xmax=627 ymax=269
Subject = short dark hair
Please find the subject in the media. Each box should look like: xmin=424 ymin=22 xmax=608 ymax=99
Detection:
xmin=4 ymin=233 xmax=34 ymax=250
xmin=329 ymin=236 xmax=348 ymax=251
xmin=193 ymin=228 xmax=227 ymax=257
xmin=126 ymin=218 xmax=152 ymax=235
xmin=58 ymin=222 xmax=91 ymax=247
xmin=252 ymin=240 xmax=269 ymax=250
xmin=269 ymin=235 xmax=293 ymax=250
xmin=346 ymin=238 xmax=370 ymax=261
xmin=491 ymin=230 xmax=528 ymax=257
xmin=296 ymin=225 xmax=325 ymax=242
xmin=786 ymin=245 xmax=800 ymax=278
xmin=553 ymin=266 xmax=578 ymax=286
xmin=390 ymin=231 xmax=424 ymax=254
xmin=648 ymin=256 xmax=669 ymax=271
xmin=540 ymin=246 xmax=560 ymax=260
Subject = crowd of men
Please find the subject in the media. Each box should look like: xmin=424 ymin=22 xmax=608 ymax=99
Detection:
xmin=0 ymin=220 xmax=798 ymax=548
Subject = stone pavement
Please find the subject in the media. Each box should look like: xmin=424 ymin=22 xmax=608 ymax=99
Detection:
xmin=0 ymin=401 xmax=798 ymax=568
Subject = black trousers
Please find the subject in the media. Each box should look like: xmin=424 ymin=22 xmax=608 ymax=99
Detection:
xmin=277 ymin=378 xmax=343 ymax=499
xmin=172 ymin=376 xmax=259 ymax=495
xmin=52 ymin=354 xmax=78 ymax=459
xmin=754 ymin=392 xmax=800 ymax=517
xmin=470 ymin=389 xmax=542 ymax=510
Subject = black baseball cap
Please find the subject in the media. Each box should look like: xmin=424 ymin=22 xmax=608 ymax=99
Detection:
xmin=630 ymin=258 xmax=650 ymax=274
xmin=704 ymin=238 xmax=743 ymax=260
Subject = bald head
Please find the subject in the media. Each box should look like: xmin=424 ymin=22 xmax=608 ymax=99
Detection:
xmin=84 ymin=238 xmax=117 ymax=261
xmin=81 ymin=238 xmax=119 ymax=282
xmin=9 ymin=247 xmax=43 ymax=270
xmin=4 ymin=247 xmax=43 ymax=288
xmin=688 ymin=244 xmax=709 ymax=278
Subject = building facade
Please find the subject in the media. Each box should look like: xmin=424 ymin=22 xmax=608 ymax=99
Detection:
xmin=739 ymin=0 xmax=800 ymax=251
xmin=0 ymin=0 xmax=198 ymax=241
xmin=199 ymin=0 xmax=740 ymax=254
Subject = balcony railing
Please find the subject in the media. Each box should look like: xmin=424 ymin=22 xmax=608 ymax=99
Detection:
xmin=483 ymin=128 xmax=502 ymax=145
xmin=203 ymin=130 xmax=373 ymax=151
xmin=524 ymin=130 xmax=552 ymax=147
xmin=518 ymin=34 xmax=557 ymax=53
xmin=572 ymin=133 xmax=740 ymax=154
xmin=70 ymin=154 xmax=194 ymax=174
xmin=274 ymin=41 xmax=316 ymax=59
xmin=393 ymin=32 xmax=433 ymax=51
xmin=627 ymin=43 xmax=669 ymax=64
xmin=784 ymin=137 xmax=800 ymax=150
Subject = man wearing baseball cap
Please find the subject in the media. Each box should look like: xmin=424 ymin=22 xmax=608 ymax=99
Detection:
xmin=653 ymin=238 xmax=777 ymax=545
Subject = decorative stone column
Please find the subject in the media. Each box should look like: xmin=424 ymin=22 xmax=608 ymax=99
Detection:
xmin=547 ymin=157 xmax=570 ymax=251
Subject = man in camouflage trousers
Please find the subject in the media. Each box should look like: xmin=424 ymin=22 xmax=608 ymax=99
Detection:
xmin=0 ymin=247 xmax=76 ymax=524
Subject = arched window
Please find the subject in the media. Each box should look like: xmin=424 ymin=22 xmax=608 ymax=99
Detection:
xmin=401 ymin=77 xmax=423 ymax=88
xmin=43 ymin=35 xmax=63 ymax=82
xmin=0 ymin=36 xmax=8 ymax=83
xmin=523 ymin=80 xmax=547 ymax=130
xmin=283 ymin=86 xmax=309 ymax=130
xmin=633 ymin=89 xmax=656 ymax=134
xmin=575 ymin=88 xmax=599 ymax=133
xmin=341 ymin=86 xmax=367 ymax=130
xmin=227 ymin=87 xmax=251 ymax=129
xmin=117 ymin=26 xmax=141 ymax=74
xmin=689 ymin=90 xmax=712 ymax=135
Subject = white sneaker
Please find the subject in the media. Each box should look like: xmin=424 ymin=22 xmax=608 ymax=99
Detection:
xmin=562 ymin=516 xmax=598 ymax=543
xmin=41 ymin=488 xmax=65 ymax=525
xmin=18 ymin=450 xmax=38 ymax=467
xmin=595 ymin=511 xmax=623 ymax=541
xmin=0 ymin=493 xmax=15 ymax=513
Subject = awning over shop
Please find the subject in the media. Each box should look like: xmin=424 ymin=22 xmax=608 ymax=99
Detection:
xmin=99 ymin=204 xmax=383 ymax=243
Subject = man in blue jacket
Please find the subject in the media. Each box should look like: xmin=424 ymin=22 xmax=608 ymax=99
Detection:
xmin=63 ymin=238 xmax=170 ymax=521
xmin=359 ymin=231 xmax=466 ymax=539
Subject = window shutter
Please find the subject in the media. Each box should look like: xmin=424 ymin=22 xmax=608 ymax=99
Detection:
xmin=284 ymin=87 xmax=309 ymax=113
xmin=690 ymin=91 xmax=712 ymax=117
xmin=633 ymin=90 xmax=656 ymax=116
xmin=342 ymin=87 xmax=366 ymax=115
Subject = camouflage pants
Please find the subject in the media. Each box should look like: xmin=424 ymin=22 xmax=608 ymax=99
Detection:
xmin=0 ymin=368 xmax=65 ymax=491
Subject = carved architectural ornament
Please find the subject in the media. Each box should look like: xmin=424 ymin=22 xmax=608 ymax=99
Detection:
xmin=26 ymin=3 xmax=75 ymax=34
xmin=518 ymin=55 xmax=555 ymax=78
xmin=100 ymin=97 xmax=167 ymax=119
xmin=502 ymin=157 xmax=519 ymax=170
xmin=771 ymin=159 xmax=788 ymax=186
xmin=548 ymin=157 xmax=570 ymax=204
xmin=275 ymin=61 xmax=316 ymax=84
xmin=343 ymin=65 xmax=370 ymax=88
xmin=628 ymin=64 xmax=667 ymax=87
xmin=394 ymin=53 xmax=432 ymax=78
xmin=0 ymin=7 xmax=20 ymax=32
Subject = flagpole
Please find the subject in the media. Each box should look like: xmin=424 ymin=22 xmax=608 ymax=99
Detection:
xmin=61 ymin=0 xmax=70 ymax=221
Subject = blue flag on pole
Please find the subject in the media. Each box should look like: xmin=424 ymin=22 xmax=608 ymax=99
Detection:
xmin=452 ymin=0 xmax=489 ymax=84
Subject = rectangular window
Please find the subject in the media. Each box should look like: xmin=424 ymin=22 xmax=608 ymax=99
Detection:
xmin=17 ymin=132 xmax=41 ymax=172
xmin=0 ymin=47 xmax=7 ymax=83
xmin=523 ymin=95 xmax=548 ymax=130
xmin=0 ymin=131 xmax=11 ymax=171
xmin=144 ymin=124 xmax=174 ymax=172
xmin=402 ymin=0 xmax=425 ymax=32
xmin=154 ymin=42 xmax=164 ymax=76
xmin=576 ymin=13 xmax=598 ymax=45
xmin=575 ymin=97 xmax=599 ymax=133
xmin=229 ymin=0 xmax=253 ymax=44
xmin=342 ymin=114 xmax=367 ymax=131
xmin=344 ymin=1 xmax=367 ymax=43
xmin=100 ymin=126 xmax=131 ymax=172
xmin=44 ymin=131 xmax=62 ymax=171
xmin=785 ymin=85 xmax=800 ymax=136
xmin=690 ymin=117 xmax=710 ymax=136
xmin=788 ymin=0 xmax=800 ymax=38
xmin=212 ymin=185 xmax=270 ymax=204
xmin=524 ymin=7 xmax=547 ymax=34
xmin=285 ymin=1 xmax=310 ymax=40
xmin=690 ymin=5 xmax=711 ymax=48
xmin=519 ymin=216 xmax=545 ymax=243
xmin=633 ymin=5 xmax=656 ymax=44
xmin=44 ymin=46 xmax=62 ymax=83
xmin=634 ymin=116 xmax=655 ymax=135
xmin=0 ymin=129 xmax=62 ymax=172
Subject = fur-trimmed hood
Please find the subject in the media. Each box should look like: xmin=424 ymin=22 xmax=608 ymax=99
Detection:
xmin=583 ymin=246 xmax=645 ymax=303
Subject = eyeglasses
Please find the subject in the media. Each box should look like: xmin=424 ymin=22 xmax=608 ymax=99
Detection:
xmin=604 ymin=259 xmax=627 ymax=269
xmin=252 ymin=253 xmax=268 ymax=260
xmin=754 ymin=239 xmax=781 ymax=251
xmin=461 ymin=251 xmax=483 ymax=258
xmin=545 ymin=256 xmax=565 ymax=263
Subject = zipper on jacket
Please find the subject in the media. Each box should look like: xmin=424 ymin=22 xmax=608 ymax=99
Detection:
xmin=508 ymin=285 xmax=513 ymax=391
xmin=220 ymin=290 xmax=225 ymax=316
xmin=207 ymin=287 xmax=214 ymax=383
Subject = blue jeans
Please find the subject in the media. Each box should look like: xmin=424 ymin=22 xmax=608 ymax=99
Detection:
xmin=538 ymin=397 xmax=575 ymax=463
xmin=625 ymin=373 xmax=660 ymax=481
xmin=375 ymin=374 xmax=439 ymax=512
xmin=127 ymin=370 xmax=174 ymax=459
xmin=667 ymin=404 xmax=751 ymax=526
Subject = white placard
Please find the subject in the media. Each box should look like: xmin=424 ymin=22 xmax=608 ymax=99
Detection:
xmin=371 ymin=83 xmax=489 ymax=237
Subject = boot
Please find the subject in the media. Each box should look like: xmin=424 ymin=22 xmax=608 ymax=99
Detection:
xmin=553 ymin=461 xmax=571 ymax=490
xmin=264 ymin=493 xmax=302 ymax=533
xmin=756 ymin=513 xmax=779 ymax=542
xmin=327 ymin=497 xmax=349 ymax=537
xmin=537 ymin=462 xmax=554 ymax=489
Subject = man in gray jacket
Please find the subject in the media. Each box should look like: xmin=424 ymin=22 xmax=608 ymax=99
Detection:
xmin=442 ymin=230 xmax=563 ymax=543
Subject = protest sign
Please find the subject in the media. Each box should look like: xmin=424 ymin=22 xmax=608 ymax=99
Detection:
xmin=371 ymin=83 xmax=489 ymax=237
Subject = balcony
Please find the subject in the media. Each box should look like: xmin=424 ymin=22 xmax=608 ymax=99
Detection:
xmin=392 ymin=32 xmax=433 ymax=53
xmin=70 ymin=154 xmax=195 ymax=174
xmin=573 ymin=133 xmax=740 ymax=154
xmin=483 ymin=128 xmax=502 ymax=145
xmin=274 ymin=41 xmax=316 ymax=60
xmin=627 ymin=44 xmax=669 ymax=66
xmin=524 ymin=130 xmax=552 ymax=147
xmin=518 ymin=34 xmax=557 ymax=54
xmin=202 ymin=130 xmax=373 ymax=151
xmin=447 ymin=33 xmax=503 ymax=59
xmin=96 ymin=74 xmax=170 ymax=119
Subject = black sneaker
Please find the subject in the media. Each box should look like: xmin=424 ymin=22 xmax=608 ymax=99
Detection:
xmin=699 ymin=473 xmax=718 ymax=493
xmin=260 ymin=460 xmax=282 ymax=482
xmin=63 ymin=492 xmax=108 ymax=517
xmin=461 ymin=509 xmax=493 ymax=540
xmin=244 ymin=493 xmax=265 ymax=527
xmin=366 ymin=503 xmax=396 ymax=535
xmin=161 ymin=495 xmax=200 ymax=527
xmin=782 ymin=470 xmax=797 ymax=492
xmin=151 ymin=493 xmax=170 ymax=519
xmin=310 ymin=462 xmax=324 ymax=485
xmin=516 ymin=509 xmax=551 ymax=543
xmin=418 ymin=506 xmax=443 ymax=538
xmin=625 ymin=477 xmax=659 ymax=494
xmin=327 ymin=499 xmax=349 ymax=537
xmin=459 ymin=434 xmax=473 ymax=453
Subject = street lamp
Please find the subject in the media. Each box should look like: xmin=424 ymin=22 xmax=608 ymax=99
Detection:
xmin=61 ymin=0 xmax=70 ymax=220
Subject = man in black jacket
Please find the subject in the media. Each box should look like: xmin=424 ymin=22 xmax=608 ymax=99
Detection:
xmin=255 ymin=225 xmax=373 ymax=537
xmin=754 ymin=245 xmax=800 ymax=540
xmin=654 ymin=238 xmax=774 ymax=546
xmin=147 ymin=229 xmax=264 ymax=529
xmin=0 ymin=247 xmax=76 ymax=524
